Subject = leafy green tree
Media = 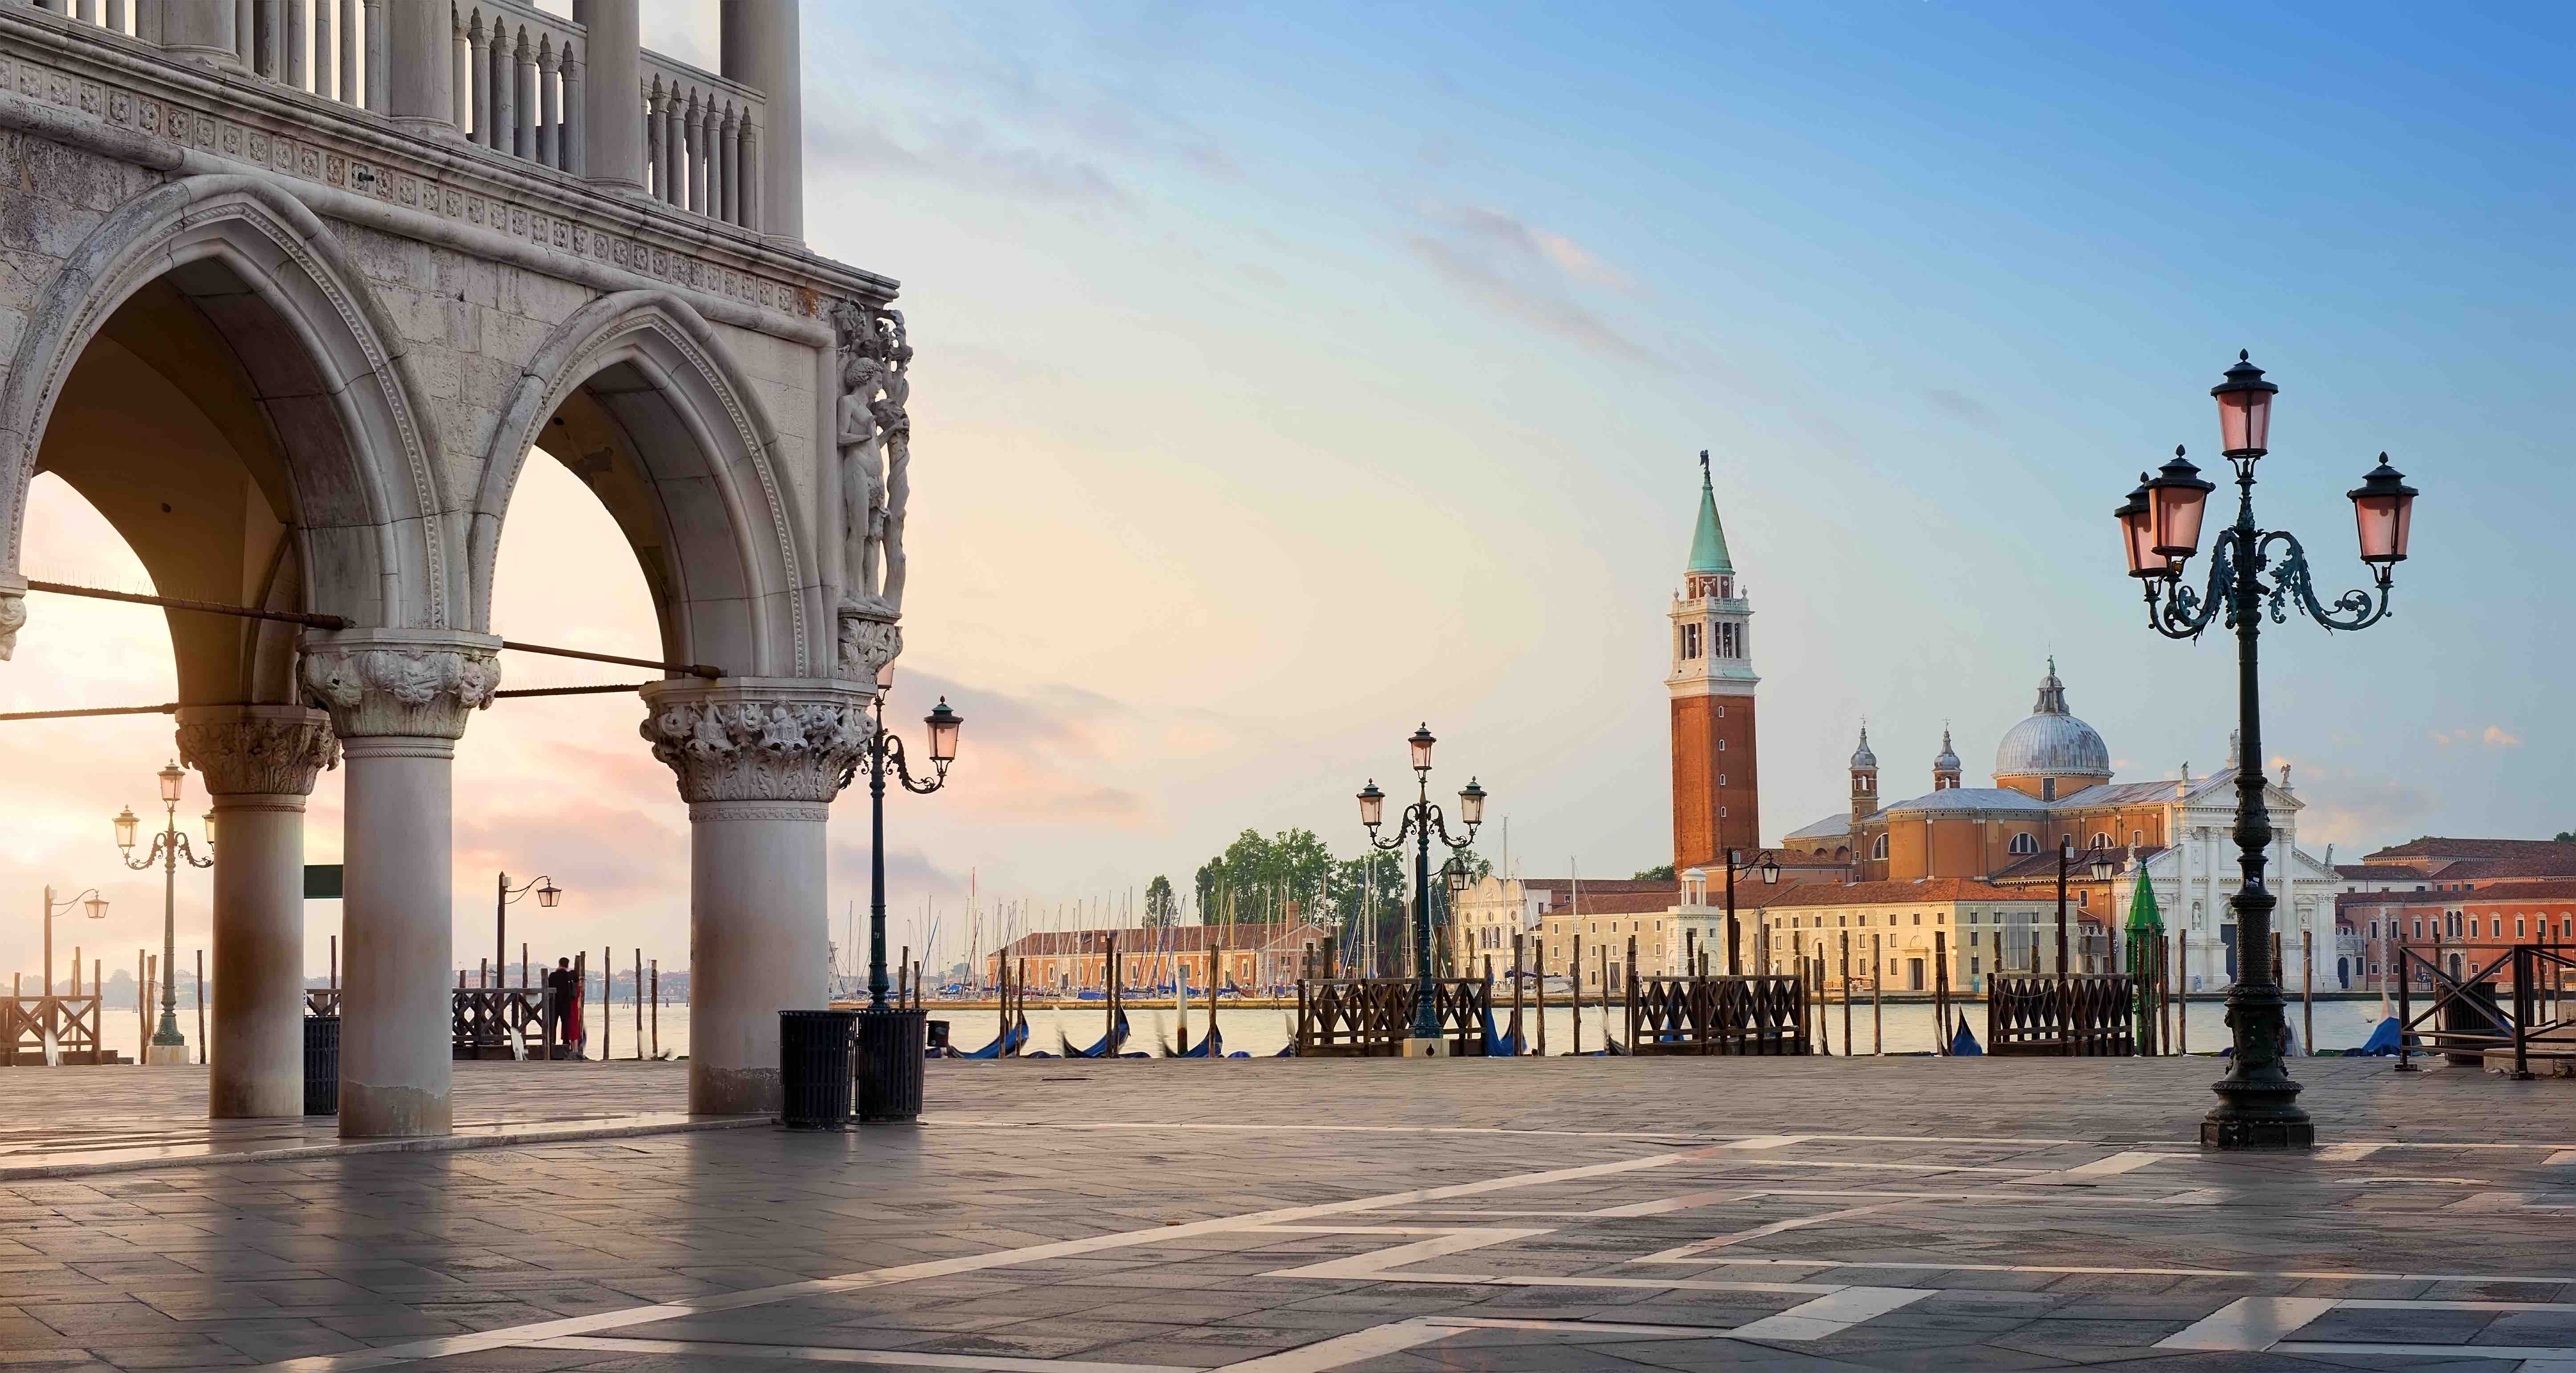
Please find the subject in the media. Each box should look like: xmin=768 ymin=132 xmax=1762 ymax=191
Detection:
xmin=1199 ymin=827 xmax=1337 ymax=922
xmin=1143 ymin=876 xmax=1179 ymax=927
xmin=1634 ymin=863 xmax=1677 ymax=881
xmin=2559 ymin=830 xmax=2576 ymax=844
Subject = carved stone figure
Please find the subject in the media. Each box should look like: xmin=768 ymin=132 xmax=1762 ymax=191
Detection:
xmin=640 ymin=688 xmax=873 ymax=804
xmin=0 ymin=589 xmax=22 ymax=661
xmin=175 ymin=707 xmax=340 ymax=796
xmin=871 ymin=309 xmax=912 ymax=611
xmin=300 ymin=633 xmax=502 ymax=739
xmin=830 ymin=299 xmax=912 ymax=623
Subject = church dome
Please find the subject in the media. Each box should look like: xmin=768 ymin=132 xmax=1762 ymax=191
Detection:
xmin=1849 ymin=725 xmax=1877 ymax=770
xmin=1994 ymin=659 xmax=2110 ymax=780
xmin=1933 ymin=728 xmax=1961 ymax=774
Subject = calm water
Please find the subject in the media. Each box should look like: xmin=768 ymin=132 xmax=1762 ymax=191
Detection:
xmin=76 ymin=993 xmax=2392 ymax=1065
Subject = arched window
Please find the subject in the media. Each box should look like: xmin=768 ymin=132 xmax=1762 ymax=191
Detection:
xmin=2009 ymin=833 xmax=2037 ymax=856
xmin=1871 ymin=835 xmax=1889 ymax=861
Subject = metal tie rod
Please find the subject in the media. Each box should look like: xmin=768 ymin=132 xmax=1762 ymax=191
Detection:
xmin=1 ymin=687 xmax=648 ymax=721
xmin=25 ymin=580 xmax=720 ymax=678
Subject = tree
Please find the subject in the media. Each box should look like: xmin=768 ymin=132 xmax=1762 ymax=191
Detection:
xmin=1197 ymin=827 xmax=1337 ymax=922
xmin=1143 ymin=876 xmax=1178 ymax=927
xmin=2558 ymin=830 xmax=2576 ymax=844
xmin=1634 ymin=863 xmax=1677 ymax=881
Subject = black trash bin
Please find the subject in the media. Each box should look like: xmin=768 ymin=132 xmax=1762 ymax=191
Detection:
xmin=304 ymin=1015 xmax=340 ymax=1117
xmin=779 ymin=1009 xmax=858 ymax=1129
xmin=855 ymin=1007 xmax=927 ymax=1123
xmin=2442 ymin=980 xmax=2504 ymax=1066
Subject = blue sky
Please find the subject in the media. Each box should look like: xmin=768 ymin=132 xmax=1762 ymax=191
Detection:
xmin=6 ymin=3 xmax=2568 ymax=980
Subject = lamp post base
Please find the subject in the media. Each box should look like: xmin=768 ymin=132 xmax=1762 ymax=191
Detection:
xmin=1401 ymin=1036 xmax=1447 ymax=1059
xmin=2200 ymin=1115 xmax=2315 ymax=1150
xmin=142 ymin=1043 xmax=191 ymax=1066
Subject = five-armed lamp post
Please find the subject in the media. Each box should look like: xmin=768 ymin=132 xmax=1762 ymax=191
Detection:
xmin=2114 ymin=351 xmax=2419 ymax=1150
xmin=1357 ymin=724 xmax=1485 ymax=1057
xmin=841 ymin=667 xmax=960 ymax=1120
xmin=1721 ymin=849 xmax=1779 ymax=976
xmin=495 ymin=873 xmax=563 ymax=988
xmin=115 ymin=761 xmax=211 ymax=1065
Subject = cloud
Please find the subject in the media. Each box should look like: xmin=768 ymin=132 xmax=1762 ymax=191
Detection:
xmin=1924 ymin=389 xmax=2002 ymax=432
xmin=2485 ymin=725 xmax=2522 ymax=747
xmin=1435 ymin=204 xmax=1637 ymax=292
xmin=2302 ymin=775 xmax=2439 ymax=849
xmin=808 ymin=116 xmax=1135 ymax=211
xmin=1405 ymin=234 xmax=1660 ymax=366
xmin=2429 ymin=725 xmax=2522 ymax=748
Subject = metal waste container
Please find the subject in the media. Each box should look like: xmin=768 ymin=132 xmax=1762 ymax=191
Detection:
xmin=304 ymin=1015 xmax=340 ymax=1117
xmin=779 ymin=1009 xmax=858 ymax=1129
xmin=855 ymin=1007 xmax=927 ymax=1123
xmin=2442 ymin=980 xmax=2503 ymax=1066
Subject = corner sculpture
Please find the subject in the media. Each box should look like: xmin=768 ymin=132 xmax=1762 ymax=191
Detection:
xmin=832 ymin=300 xmax=911 ymax=685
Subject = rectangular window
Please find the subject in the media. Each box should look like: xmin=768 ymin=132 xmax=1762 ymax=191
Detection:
xmin=1680 ymin=623 xmax=1702 ymax=659
xmin=2519 ymin=916 xmax=2528 ymax=938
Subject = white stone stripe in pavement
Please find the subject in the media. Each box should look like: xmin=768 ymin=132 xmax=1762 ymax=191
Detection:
xmin=1712 ymin=1256 xmax=2576 ymax=1285
xmin=2056 ymin=1149 xmax=2178 ymax=1176
xmin=1725 ymin=1287 xmax=1933 ymax=1341
xmin=1630 ymin=1202 xmax=1903 ymax=1262
xmin=2162 ymin=1294 xmax=2576 ymax=1360
xmin=537 ymin=1336 xmax=1194 ymax=1373
xmin=255 ymin=1145 xmax=1698 ymax=1372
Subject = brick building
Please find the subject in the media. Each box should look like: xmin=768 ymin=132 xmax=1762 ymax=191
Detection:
xmin=990 ymin=923 xmax=1329 ymax=994
xmin=1667 ymin=452 xmax=1760 ymax=872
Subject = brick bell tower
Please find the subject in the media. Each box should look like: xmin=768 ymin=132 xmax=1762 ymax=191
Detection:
xmin=1668 ymin=451 xmax=1761 ymax=873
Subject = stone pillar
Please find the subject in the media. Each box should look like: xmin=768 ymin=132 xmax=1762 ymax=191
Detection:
xmin=574 ymin=0 xmax=643 ymax=193
xmin=720 ymin=0 xmax=801 ymax=241
xmin=640 ymin=678 xmax=869 ymax=1115
xmin=158 ymin=0 xmax=242 ymax=67
xmin=176 ymin=705 xmax=336 ymax=1119
xmin=301 ymin=630 xmax=500 ymax=1137
xmin=384 ymin=0 xmax=457 ymax=134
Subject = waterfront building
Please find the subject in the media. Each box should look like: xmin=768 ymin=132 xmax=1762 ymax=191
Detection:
xmin=0 ymin=1 xmax=903 ymax=1129
xmin=1737 ymin=878 xmax=2057 ymax=993
xmin=993 ymin=924 xmax=1331 ymax=993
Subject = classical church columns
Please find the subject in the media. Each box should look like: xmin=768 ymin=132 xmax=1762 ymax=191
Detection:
xmin=641 ymin=678 xmax=869 ymax=1116
xmin=302 ymin=630 xmax=501 ymax=1138
xmin=176 ymin=705 xmax=338 ymax=1119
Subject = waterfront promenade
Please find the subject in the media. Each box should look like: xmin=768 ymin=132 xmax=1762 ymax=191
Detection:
xmin=8 ymin=1056 xmax=2576 ymax=1370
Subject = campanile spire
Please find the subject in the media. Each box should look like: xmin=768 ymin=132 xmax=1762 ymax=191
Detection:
xmin=1668 ymin=451 xmax=1760 ymax=871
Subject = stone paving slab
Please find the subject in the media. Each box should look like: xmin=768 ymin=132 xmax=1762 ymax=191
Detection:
xmin=3 ymin=1056 xmax=2576 ymax=1370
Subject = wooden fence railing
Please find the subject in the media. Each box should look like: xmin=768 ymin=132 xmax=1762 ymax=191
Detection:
xmin=1295 ymin=977 xmax=1491 ymax=1056
xmin=1625 ymin=974 xmax=1809 ymax=1056
xmin=2396 ymin=943 xmax=2576 ymax=1077
xmin=305 ymin=987 xmax=562 ymax=1060
xmin=0 ymin=995 xmax=119 ymax=1065
xmin=1987 ymin=975 xmax=2136 ymax=1056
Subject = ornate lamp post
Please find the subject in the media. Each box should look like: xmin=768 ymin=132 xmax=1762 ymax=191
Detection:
xmin=494 ymin=873 xmax=563 ymax=987
xmin=839 ymin=668 xmax=960 ymax=1119
xmin=116 ymin=761 xmax=211 ymax=1064
xmin=37 ymin=885 xmax=107 ymax=1005
xmin=1721 ymin=848 xmax=1779 ymax=975
xmin=2116 ymin=351 xmax=2419 ymax=1149
xmin=1357 ymin=724 xmax=1485 ymax=1057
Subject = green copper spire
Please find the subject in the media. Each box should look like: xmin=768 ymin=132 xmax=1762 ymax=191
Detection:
xmin=1687 ymin=449 xmax=1734 ymax=575
xmin=2124 ymin=868 xmax=2164 ymax=936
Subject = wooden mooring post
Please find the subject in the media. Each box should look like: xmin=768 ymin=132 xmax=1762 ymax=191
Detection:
xmin=1511 ymin=933 xmax=1525 ymax=1055
xmin=1871 ymin=933 xmax=1883 ymax=1056
xmin=1839 ymin=930 xmax=1853 ymax=1057
xmin=195 ymin=949 xmax=206 ymax=1064
xmin=1933 ymin=930 xmax=1950 ymax=1054
xmin=649 ymin=959 xmax=659 ymax=1058
xmin=2177 ymin=930 xmax=2188 ymax=1055
xmin=1534 ymin=936 xmax=1549 ymax=1057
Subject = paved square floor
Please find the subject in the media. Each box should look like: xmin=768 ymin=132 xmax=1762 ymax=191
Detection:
xmin=7 ymin=1054 xmax=2576 ymax=1371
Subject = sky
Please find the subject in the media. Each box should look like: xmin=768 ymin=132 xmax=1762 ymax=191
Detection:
xmin=6 ymin=1 xmax=2574 ymax=983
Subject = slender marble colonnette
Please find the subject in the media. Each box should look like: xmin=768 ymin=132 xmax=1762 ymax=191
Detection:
xmin=642 ymin=677 xmax=871 ymax=1115
xmin=301 ymin=629 xmax=501 ymax=1137
xmin=175 ymin=704 xmax=338 ymax=1118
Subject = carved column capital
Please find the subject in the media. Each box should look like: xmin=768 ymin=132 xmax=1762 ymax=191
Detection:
xmin=835 ymin=606 xmax=900 ymax=684
xmin=176 ymin=705 xmax=340 ymax=798
xmin=640 ymin=677 xmax=873 ymax=808
xmin=300 ymin=630 xmax=502 ymax=739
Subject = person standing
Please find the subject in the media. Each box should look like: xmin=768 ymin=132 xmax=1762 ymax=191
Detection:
xmin=544 ymin=958 xmax=577 ymax=1059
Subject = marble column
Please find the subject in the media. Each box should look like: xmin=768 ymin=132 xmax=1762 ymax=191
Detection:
xmin=640 ymin=678 xmax=869 ymax=1115
xmin=157 ymin=0 xmax=243 ymax=68
xmin=574 ymin=0 xmax=644 ymax=192
xmin=302 ymin=630 xmax=500 ymax=1138
xmin=177 ymin=705 xmax=337 ymax=1118
xmin=719 ymin=0 xmax=801 ymax=241
xmin=383 ymin=0 xmax=457 ymax=135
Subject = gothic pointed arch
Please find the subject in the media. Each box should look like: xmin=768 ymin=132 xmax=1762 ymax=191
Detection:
xmin=0 ymin=174 xmax=453 ymax=660
xmin=468 ymin=289 xmax=814 ymax=678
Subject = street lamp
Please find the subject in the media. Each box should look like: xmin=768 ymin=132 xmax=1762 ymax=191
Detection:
xmin=2117 ymin=351 xmax=2419 ymax=1150
xmin=1721 ymin=848 xmax=1779 ymax=976
xmin=117 ymin=760 xmax=210 ymax=1064
xmin=1357 ymin=723 xmax=1485 ymax=1056
xmin=37 ymin=885 xmax=107 ymax=1004
xmin=837 ymin=682 xmax=961 ymax=1121
xmin=495 ymin=873 xmax=565 ymax=988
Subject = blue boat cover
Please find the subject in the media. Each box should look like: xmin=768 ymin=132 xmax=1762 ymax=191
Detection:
xmin=1948 ymin=1015 xmax=1984 ymax=1056
xmin=2355 ymin=1016 xmax=2402 ymax=1056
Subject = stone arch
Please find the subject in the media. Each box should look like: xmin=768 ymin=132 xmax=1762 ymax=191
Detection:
xmin=0 ymin=175 xmax=451 ymax=646
xmin=469 ymin=289 xmax=809 ymax=677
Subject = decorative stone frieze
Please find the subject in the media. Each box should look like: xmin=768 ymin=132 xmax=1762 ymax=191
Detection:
xmin=300 ymin=630 xmax=502 ymax=739
xmin=640 ymin=678 xmax=872 ymax=805
xmin=175 ymin=704 xmax=339 ymax=796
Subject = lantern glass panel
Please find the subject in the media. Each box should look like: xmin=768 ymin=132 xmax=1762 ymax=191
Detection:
xmin=1458 ymin=780 xmax=1486 ymax=826
xmin=202 ymin=809 xmax=215 ymax=849
xmin=82 ymin=894 xmax=106 ymax=921
xmin=158 ymin=764 xmax=183 ymax=804
xmin=2355 ymin=492 xmax=2414 ymax=563
xmin=2151 ymin=480 xmax=2211 ymax=559
xmin=1357 ymin=783 xmax=1385 ymax=829
xmin=537 ymin=881 xmax=562 ymax=909
xmin=1408 ymin=726 xmax=1435 ymax=772
xmin=113 ymin=807 xmax=138 ymax=850
xmin=924 ymin=700 xmax=961 ymax=763
xmin=2217 ymin=389 xmax=2271 ymax=455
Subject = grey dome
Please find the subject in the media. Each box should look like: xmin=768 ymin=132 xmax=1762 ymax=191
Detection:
xmin=1933 ymin=727 xmax=1961 ymax=773
xmin=1849 ymin=725 xmax=1877 ymax=770
xmin=1993 ymin=659 xmax=2110 ymax=780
